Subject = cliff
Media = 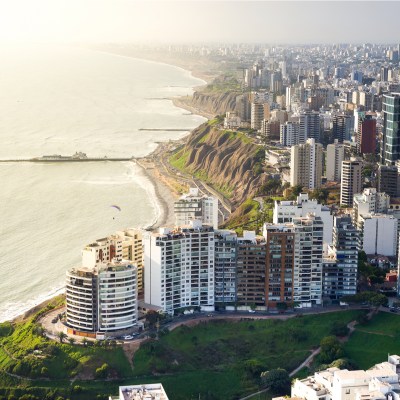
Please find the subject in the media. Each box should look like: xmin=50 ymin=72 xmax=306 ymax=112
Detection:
xmin=170 ymin=121 xmax=267 ymax=206
xmin=188 ymin=91 xmax=239 ymax=116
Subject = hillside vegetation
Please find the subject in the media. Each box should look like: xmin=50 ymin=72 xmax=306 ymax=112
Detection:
xmin=0 ymin=305 xmax=368 ymax=400
xmin=170 ymin=119 xmax=267 ymax=205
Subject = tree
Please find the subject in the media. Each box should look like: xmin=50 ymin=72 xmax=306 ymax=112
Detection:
xmin=319 ymin=336 xmax=344 ymax=364
xmin=57 ymin=331 xmax=67 ymax=343
xmin=330 ymin=321 xmax=349 ymax=337
xmin=81 ymin=337 xmax=88 ymax=347
xmin=95 ymin=363 xmax=110 ymax=379
xmin=68 ymin=338 xmax=75 ymax=345
xmin=260 ymin=368 xmax=291 ymax=393
xmin=243 ymin=359 xmax=264 ymax=379
xmin=291 ymin=185 xmax=303 ymax=197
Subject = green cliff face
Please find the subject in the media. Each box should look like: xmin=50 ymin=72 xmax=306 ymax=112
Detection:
xmin=170 ymin=121 xmax=267 ymax=206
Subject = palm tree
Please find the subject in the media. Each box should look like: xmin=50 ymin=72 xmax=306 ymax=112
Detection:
xmin=57 ymin=331 xmax=67 ymax=343
xmin=68 ymin=337 xmax=75 ymax=345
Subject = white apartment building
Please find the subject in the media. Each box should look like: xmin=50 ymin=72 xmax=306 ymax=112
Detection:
xmin=224 ymin=111 xmax=241 ymax=129
xmin=110 ymin=383 xmax=169 ymax=400
xmin=326 ymin=140 xmax=345 ymax=182
xmin=251 ymin=102 xmax=265 ymax=130
xmin=66 ymin=261 xmax=138 ymax=337
xmin=340 ymin=159 xmax=363 ymax=207
xmin=290 ymin=138 xmax=323 ymax=190
xmin=358 ymin=213 xmax=398 ymax=256
xmin=353 ymin=188 xmax=390 ymax=228
xmin=144 ymin=221 xmax=215 ymax=314
xmin=290 ymin=355 xmax=400 ymax=400
xmin=273 ymin=193 xmax=333 ymax=252
xmin=292 ymin=214 xmax=323 ymax=307
xmin=174 ymin=188 xmax=219 ymax=230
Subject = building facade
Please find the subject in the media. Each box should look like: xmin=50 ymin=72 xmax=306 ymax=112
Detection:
xmin=290 ymin=138 xmax=323 ymax=190
xmin=340 ymin=159 xmax=362 ymax=206
xmin=326 ymin=140 xmax=345 ymax=182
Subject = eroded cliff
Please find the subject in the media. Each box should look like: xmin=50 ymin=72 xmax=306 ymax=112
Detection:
xmin=170 ymin=121 xmax=266 ymax=206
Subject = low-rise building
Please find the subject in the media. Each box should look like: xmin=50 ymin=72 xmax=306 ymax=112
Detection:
xmin=109 ymin=383 xmax=169 ymax=400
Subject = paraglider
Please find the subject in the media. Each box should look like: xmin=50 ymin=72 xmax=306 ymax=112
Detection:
xmin=110 ymin=205 xmax=121 ymax=219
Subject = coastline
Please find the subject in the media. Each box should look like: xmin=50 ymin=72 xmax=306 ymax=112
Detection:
xmin=6 ymin=51 xmax=208 ymax=324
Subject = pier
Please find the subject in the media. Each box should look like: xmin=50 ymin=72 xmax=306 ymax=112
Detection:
xmin=0 ymin=157 xmax=134 ymax=163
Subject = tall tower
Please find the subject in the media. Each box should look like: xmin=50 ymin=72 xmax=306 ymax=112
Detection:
xmin=340 ymin=159 xmax=362 ymax=206
xmin=299 ymin=111 xmax=320 ymax=143
xmin=381 ymin=93 xmax=400 ymax=165
xmin=326 ymin=140 xmax=345 ymax=182
xmin=357 ymin=113 xmax=376 ymax=155
xmin=290 ymin=138 xmax=323 ymax=189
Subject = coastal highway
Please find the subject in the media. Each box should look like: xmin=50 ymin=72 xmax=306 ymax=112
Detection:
xmin=146 ymin=141 xmax=232 ymax=224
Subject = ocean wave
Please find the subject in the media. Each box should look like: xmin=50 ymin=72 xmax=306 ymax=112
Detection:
xmin=0 ymin=285 xmax=64 ymax=323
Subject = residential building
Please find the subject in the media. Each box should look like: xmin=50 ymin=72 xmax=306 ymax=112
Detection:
xmin=251 ymin=102 xmax=265 ymax=130
xmin=174 ymin=188 xmax=219 ymax=229
xmin=357 ymin=112 xmax=376 ymax=154
xmin=144 ymin=221 xmax=215 ymax=314
xmin=381 ymin=92 xmax=400 ymax=165
xmin=116 ymin=229 xmax=144 ymax=295
xmin=273 ymin=193 xmax=333 ymax=251
xmin=280 ymin=121 xmax=300 ymax=146
xmin=358 ymin=213 xmax=398 ymax=256
xmin=332 ymin=113 xmax=352 ymax=143
xmin=236 ymin=231 xmax=267 ymax=308
xmin=323 ymin=216 xmax=358 ymax=301
xmin=110 ymin=383 xmax=169 ymax=400
xmin=66 ymin=261 xmax=138 ymax=337
xmin=292 ymin=215 xmax=323 ymax=307
xmin=263 ymin=225 xmax=295 ymax=307
xmin=291 ymin=355 xmax=400 ymax=400
xmin=326 ymin=140 xmax=345 ymax=182
xmin=299 ymin=111 xmax=320 ymax=143
xmin=261 ymin=119 xmax=280 ymax=141
xmin=224 ymin=111 xmax=241 ymax=129
xmin=214 ymin=230 xmax=237 ymax=304
xmin=377 ymin=165 xmax=399 ymax=198
xmin=353 ymin=188 xmax=390 ymax=227
xmin=290 ymin=138 xmax=323 ymax=190
xmin=340 ymin=159 xmax=362 ymax=207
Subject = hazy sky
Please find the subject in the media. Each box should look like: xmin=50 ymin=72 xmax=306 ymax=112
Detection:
xmin=0 ymin=0 xmax=399 ymax=44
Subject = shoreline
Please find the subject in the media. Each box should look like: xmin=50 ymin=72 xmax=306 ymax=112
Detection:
xmin=5 ymin=51 xmax=209 ymax=324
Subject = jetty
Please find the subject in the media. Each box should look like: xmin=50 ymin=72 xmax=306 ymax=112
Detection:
xmin=0 ymin=152 xmax=135 ymax=163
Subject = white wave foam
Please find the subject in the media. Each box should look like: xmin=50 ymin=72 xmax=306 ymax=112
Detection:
xmin=0 ymin=285 xmax=64 ymax=323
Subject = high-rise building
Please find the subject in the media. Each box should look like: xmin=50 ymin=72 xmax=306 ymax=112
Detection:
xmin=323 ymin=216 xmax=358 ymax=300
xmin=144 ymin=221 xmax=215 ymax=314
xmin=340 ymin=159 xmax=362 ymax=206
xmin=358 ymin=214 xmax=398 ymax=256
xmin=299 ymin=111 xmax=320 ymax=143
xmin=214 ymin=230 xmax=237 ymax=304
xmin=261 ymin=119 xmax=280 ymax=141
xmin=65 ymin=261 xmax=138 ymax=337
xmin=353 ymin=188 xmax=390 ymax=228
xmin=381 ymin=93 xmax=400 ymax=165
xmin=264 ymin=225 xmax=295 ymax=307
xmin=273 ymin=193 xmax=333 ymax=250
xmin=326 ymin=140 xmax=345 ymax=182
xmin=236 ymin=231 xmax=267 ymax=307
xmin=116 ymin=229 xmax=144 ymax=295
xmin=292 ymin=215 xmax=323 ymax=307
xmin=280 ymin=121 xmax=300 ymax=146
xmin=290 ymin=138 xmax=323 ymax=190
xmin=332 ymin=113 xmax=352 ymax=143
xmin=357 ymin=113 xmax=376 ymax=154
xmin=174 ymin=188 xmax=219 ymax=229
xmin=377 ymin=165 xmax=399 ymax=198
xmin=251 ymin=102 xmax=265 ymax=130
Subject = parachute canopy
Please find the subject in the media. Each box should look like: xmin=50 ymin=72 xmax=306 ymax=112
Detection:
xmin=110 ymin=205 xmax=121 ymax=212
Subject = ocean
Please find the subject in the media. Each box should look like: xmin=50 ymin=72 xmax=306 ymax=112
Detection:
xmin=0 ymin=43 xmax=206 ymax=322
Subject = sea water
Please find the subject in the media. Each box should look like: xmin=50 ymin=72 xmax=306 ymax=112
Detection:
xmin=0 ymin=43 xmax=206 ymax=321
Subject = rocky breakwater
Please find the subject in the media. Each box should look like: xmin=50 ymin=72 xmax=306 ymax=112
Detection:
xmin=170 ymin=121 xmax=267 ymax=207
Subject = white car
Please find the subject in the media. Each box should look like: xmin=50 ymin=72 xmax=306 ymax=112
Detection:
xmin=123 ymin=335 xmax=134 ymax=340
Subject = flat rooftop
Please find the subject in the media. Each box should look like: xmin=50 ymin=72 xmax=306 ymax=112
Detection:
xmin=119 ymin=384 xmax=169 ymax=400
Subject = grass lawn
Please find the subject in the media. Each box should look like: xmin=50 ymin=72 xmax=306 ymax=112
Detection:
xmin=344 ymin=311 xmax=400 ymax=369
